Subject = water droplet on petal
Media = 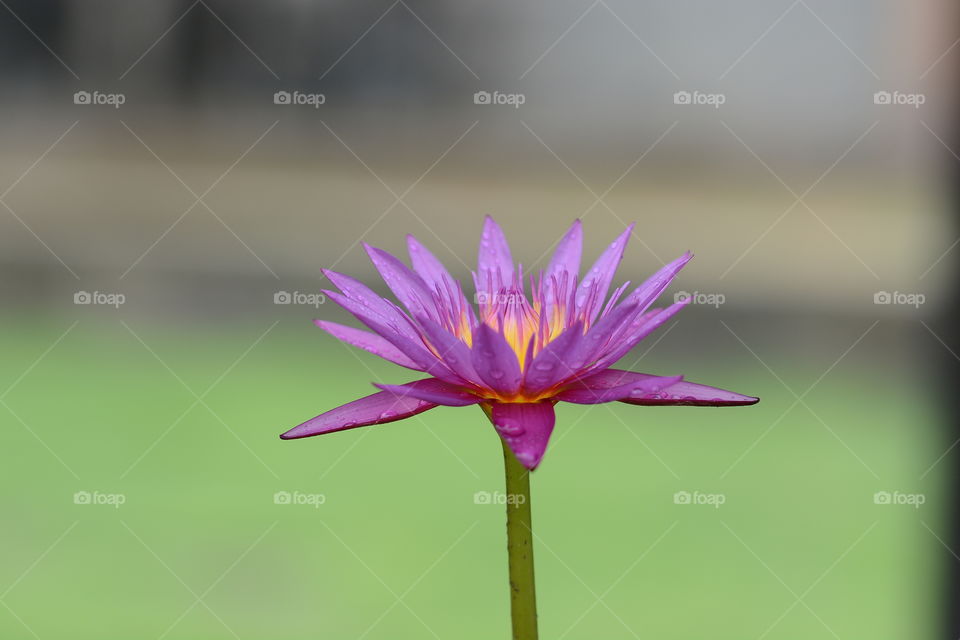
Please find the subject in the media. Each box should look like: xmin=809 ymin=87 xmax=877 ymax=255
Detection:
xmin=500 ymin=424 xmax=525 ymax=437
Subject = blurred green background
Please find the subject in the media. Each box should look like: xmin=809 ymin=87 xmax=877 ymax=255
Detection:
xmin=0 ymin=312 xmax=945 ymax=639
xmin=1 ymin=0 xmax=957 ymax=638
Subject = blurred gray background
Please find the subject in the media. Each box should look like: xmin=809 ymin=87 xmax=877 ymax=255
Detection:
xmin=0 ymin=0 xmax=954 ymax=318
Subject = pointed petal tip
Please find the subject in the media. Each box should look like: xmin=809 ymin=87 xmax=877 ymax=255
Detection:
xmin=280 ymin=390 xmax=439 ymax=441
xmin=512 ymin=447 xmax=544 ymax=470
xmin=516 ymin=451 xmax=541 ymax=470
xmin=692 ymin=393 xmax=759 ymax=406
xmin=481 ymin=215 xmax=508 ymax=235
xmin=362 ymin=242 xmax=391 ymax=262
xmin=280 ymin=422 xmax=316 ymax=439
xmin=612 ymin=222 xmax=635 ymax=242
xmin=320 ymin=269 xmax=348 ymax=289
xmin=491 ymin=401 xmax=556 ymax=471
xmin=608 ymin=223 xmax=634 ymax=245
xmin=544 ymin=219 xmax=585 ymax=287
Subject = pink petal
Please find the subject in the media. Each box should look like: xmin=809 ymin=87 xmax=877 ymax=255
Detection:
xmin=323 ymin=269 xmax=419 ymax=341
xmin=470 ymin=323 xmax=523 ymax=396
xmin=584 ymin=253 xmax=692 ymax=369
xmin=555 ymin=374 xmax=683 ymax=404
xmin=477 ymin=216 xmax=515 ymax=285
xmin=364 ymin=244 xmax=440 ymax=323
xmin=563 ymin=302 xmax=639 ymax=375
xmin=327 ymin=291 xmax=467 ymax=385
xmin=374 ymin=378 xmax=481 ymax=407
xmin=416 ymin=317 xmax=482 ymax=386
xmin=314 ymin=320 xmax=421 ymax=370
xmin=544 ymin=220 xmax=582 ymax=302
xmin=406 ymin=235 xmax=453 ymax=286
xmin=624 ymin=379 xmax=759 ymax=406
xmin=406 ymin=235 xmax=468 ymax=314
xmin=620 ymin=252 xmax=692 ymax=312
xmin=575 ymin=223 xmax=634 ymax=323
xmin=592 ymin=298 xmax=689 ymax=371
xmin=522 ymin=321 xmax=583 ymax=396
xmin=280 ymin=390 xmax=437 ymax=439
xmin=490 ymin=401 xmax=556 ymax=470
xmin=577 ymin=369 xmax=758 ymax=406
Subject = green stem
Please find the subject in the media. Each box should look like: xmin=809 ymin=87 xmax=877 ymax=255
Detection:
xmin=501 ymin=437 xmax=538 ymax=640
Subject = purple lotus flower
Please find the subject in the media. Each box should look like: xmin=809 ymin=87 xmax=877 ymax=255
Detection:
xmin=282 ymin=217 xmax=757 ymax=469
